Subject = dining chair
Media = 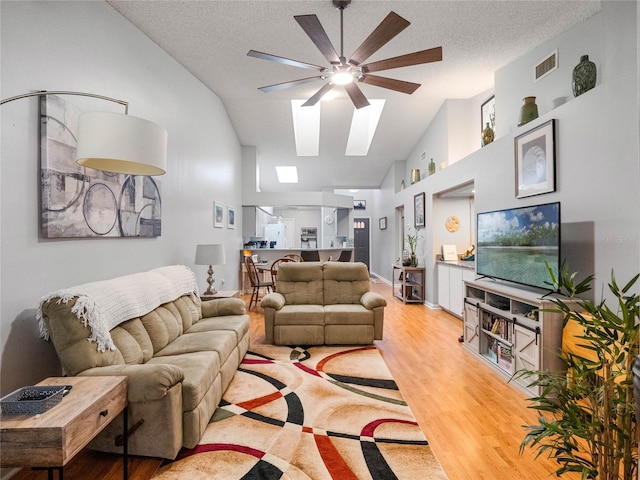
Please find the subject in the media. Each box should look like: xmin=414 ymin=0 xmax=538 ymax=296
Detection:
xmin=338 ymin=250 xmax=352 ymax=262
xmin=244 ymin=255 xmax=273 ymax=310
xmin=270 ymin=257 xmax=294 ymax=292
xmin=284 ymin=253 xmax=303 ymax=262
xmin=300 ymin=250 xmax=320 ymax=262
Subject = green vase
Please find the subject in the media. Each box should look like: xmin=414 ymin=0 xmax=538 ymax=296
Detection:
xmin=572 ymin=54 xmax=596 ymax=97
xmin=518 ymin=96 xmax=538 ymax=126
xmin=428 ymin=158 xmax=436 ymax=176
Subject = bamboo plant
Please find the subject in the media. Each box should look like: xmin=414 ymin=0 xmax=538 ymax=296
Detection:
xmin=514 ymin=263 xmax=639 ymax=479
xmin=406 ymin=227 xmax=422 ymax=266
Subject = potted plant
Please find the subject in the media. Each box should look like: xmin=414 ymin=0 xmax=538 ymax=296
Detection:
xmin=515 ymin=263 xmax=639 ymax=479
xmin=406 ymin=227 xmax=422 ymax=267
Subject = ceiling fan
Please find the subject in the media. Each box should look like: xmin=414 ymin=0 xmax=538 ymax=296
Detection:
xmin=247 ymin=0 xmax=443 ymax=109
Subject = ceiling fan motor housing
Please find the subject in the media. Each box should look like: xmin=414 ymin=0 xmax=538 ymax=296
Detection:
xmin=333 ymin=0 xmax=351 ymax=10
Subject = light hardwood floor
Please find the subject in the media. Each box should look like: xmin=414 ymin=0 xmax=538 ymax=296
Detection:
xmin=9 ymin=279 xmax=574 ymax=480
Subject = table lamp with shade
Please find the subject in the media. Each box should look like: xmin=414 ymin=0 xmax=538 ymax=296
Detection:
xmin=195 ymin=244 xmax=226 ymax=295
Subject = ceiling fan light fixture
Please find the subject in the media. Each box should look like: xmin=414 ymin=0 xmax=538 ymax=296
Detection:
xmin=332 ymin=71 xmax=354 ymax=85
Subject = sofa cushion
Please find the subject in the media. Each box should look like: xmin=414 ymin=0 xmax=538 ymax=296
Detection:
xmin=273 ymin=305 xmax=325 ymax=326
xmin=323 ymin=262 xmax=371 ymax=305
xmin=141 ymin=303 xmax=184 ymax=353
xmin=110 ymin=319 xmax=151 ymax=364
xmin=186 ymin=315 xmax=250 ymax=344
xmin=324 ymin=304 xmax=374 ymax=325
xmin=173 ymin=296 xmax=201 ymax=332
xmin=155 ymin=330 xmax=237 ymax=364
xmin=147 ymin=351 xmax=220 ymax=412
xmin=276 ymin=262 xmax=324 ymax=305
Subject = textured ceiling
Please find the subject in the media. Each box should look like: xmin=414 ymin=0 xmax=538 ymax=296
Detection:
xmin=108 ymin=0 xmax=600 ymax=193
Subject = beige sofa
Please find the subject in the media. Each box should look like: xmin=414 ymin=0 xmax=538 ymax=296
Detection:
xmin=38 ymin=266 xmax=249 ymax=460
xmin=261 ymin=261 xmax=386 ymax=345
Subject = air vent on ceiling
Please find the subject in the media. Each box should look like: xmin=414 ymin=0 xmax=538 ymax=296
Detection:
xmin=534 ymin=50 xmax=558 ymax=82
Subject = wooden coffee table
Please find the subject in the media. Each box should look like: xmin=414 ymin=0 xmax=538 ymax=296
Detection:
xmin=0 ymin=376 xmax=128 ymax=479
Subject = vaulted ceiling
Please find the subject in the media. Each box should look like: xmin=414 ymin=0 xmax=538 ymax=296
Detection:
xmin=108 ymin=0 xmax=600 ymax=192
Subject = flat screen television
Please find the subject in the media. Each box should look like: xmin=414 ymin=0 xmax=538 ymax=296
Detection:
xmin=476 ymin=202 xmax=560 ymax=291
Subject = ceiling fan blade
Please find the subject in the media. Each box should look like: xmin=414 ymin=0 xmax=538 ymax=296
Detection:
xmin=302 ymin=83 xmax=335 ymax=107
xmin=258 ymin=76 xmax=324 ymax=93
xmin=247 ymin=50 xmax=327 ymax=72
xmin=361 ymin=47 xmax=443 ymax=73
xmin=359 ymin=74 xmax=421 ymax=95
xmin=344 ymin=83 xmax=370 ymax=109
xmin=348 ymin=11 xmax=410 ymax=67
xmin=294 ymin=14 xmax=341 ymax=65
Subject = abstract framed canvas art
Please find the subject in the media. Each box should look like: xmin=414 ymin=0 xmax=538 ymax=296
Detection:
xmin=40 ymin=95 xmax=161 ymax=237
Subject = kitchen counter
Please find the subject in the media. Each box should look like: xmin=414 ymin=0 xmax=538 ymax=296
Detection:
xmin=242 ymin=248 xmax=353 ymax=263
xmin=436 ymin=259 xmax=476 ymax=270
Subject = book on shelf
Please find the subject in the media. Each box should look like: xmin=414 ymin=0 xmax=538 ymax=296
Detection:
xmin=497 ymin=345 xmax=513 ymax=370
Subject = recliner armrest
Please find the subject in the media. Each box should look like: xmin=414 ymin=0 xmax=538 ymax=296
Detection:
xmin=79 ymin=363 xmax=184 ymax=403
xmin=201 ymin=297 xmax=246 ymax=317
xmin=261 ymin=292 xmax=286 ymax=310
xmin=361 ymin=291 xmax=387 ymax=310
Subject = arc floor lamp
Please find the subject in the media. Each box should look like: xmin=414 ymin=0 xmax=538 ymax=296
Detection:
xmin=1 ymin=90 xmax=167 ymax=176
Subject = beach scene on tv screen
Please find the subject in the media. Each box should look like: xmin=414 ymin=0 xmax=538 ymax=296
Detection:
xmin=477 ymin=203 xmax=560 ymax=289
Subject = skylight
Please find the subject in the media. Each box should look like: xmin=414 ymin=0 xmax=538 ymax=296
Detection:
xmin=345 ymin=99 xmax=385 ymax=156
xmin=275 ymin=166 xmax=298 ymax=183
xmin=291 ymin=100 xmax=320 ymax=156
xmin=291 ymin=98 xmax=385 ymax=157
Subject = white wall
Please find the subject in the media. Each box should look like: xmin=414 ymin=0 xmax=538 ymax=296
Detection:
xmin=378 ymin=1 xmax=639 ymax=305
xmin=0 ymin=1 xmax=244 ymax=394
xmin=368 ymin=167 xmax=396 ymax=281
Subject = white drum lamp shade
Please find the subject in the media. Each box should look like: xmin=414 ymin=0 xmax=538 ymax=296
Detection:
xmin=76 ymin=111 xmax=168 ymax=176
xmin=195 ymin=244 xmax=226 ymax=295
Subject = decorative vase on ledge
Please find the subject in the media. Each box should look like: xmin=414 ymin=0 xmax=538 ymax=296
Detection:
xmin=572 ymin=54 xmax=596 ymax=97
xmin=518 ymin=96 xmax=538 ymax=126
xmin=481 ymin=122 xmax=494 ymax=146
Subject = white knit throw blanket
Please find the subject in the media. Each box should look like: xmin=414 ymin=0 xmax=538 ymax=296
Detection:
xmin=37 ymin=265 xmax=199 ymax=352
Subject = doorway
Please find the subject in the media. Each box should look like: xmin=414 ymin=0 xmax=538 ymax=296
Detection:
xmin=353 ymin=217 xmax=370 ymax=270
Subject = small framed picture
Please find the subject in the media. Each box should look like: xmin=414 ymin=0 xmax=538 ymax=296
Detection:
xmin=227 ymin=205 xmax=235 ymax=229
xmin=379 ymin=217 xmax=387 ymax=230
xmin=481 ymin=95 xmax=495 ymax=138
xmin=414 ymin=193 xmax=425 ymax=228
xmin=354 ymin=200 xmax=366 ymax=210
xmin=214 ymin=201 xmax=224 ymax=228
xmin=515 ymin=119 xmax=556 ymax=198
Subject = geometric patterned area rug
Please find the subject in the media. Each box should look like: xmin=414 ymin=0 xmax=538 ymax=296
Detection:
xmin=152 ymin=345 xmax=448 ymax=479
